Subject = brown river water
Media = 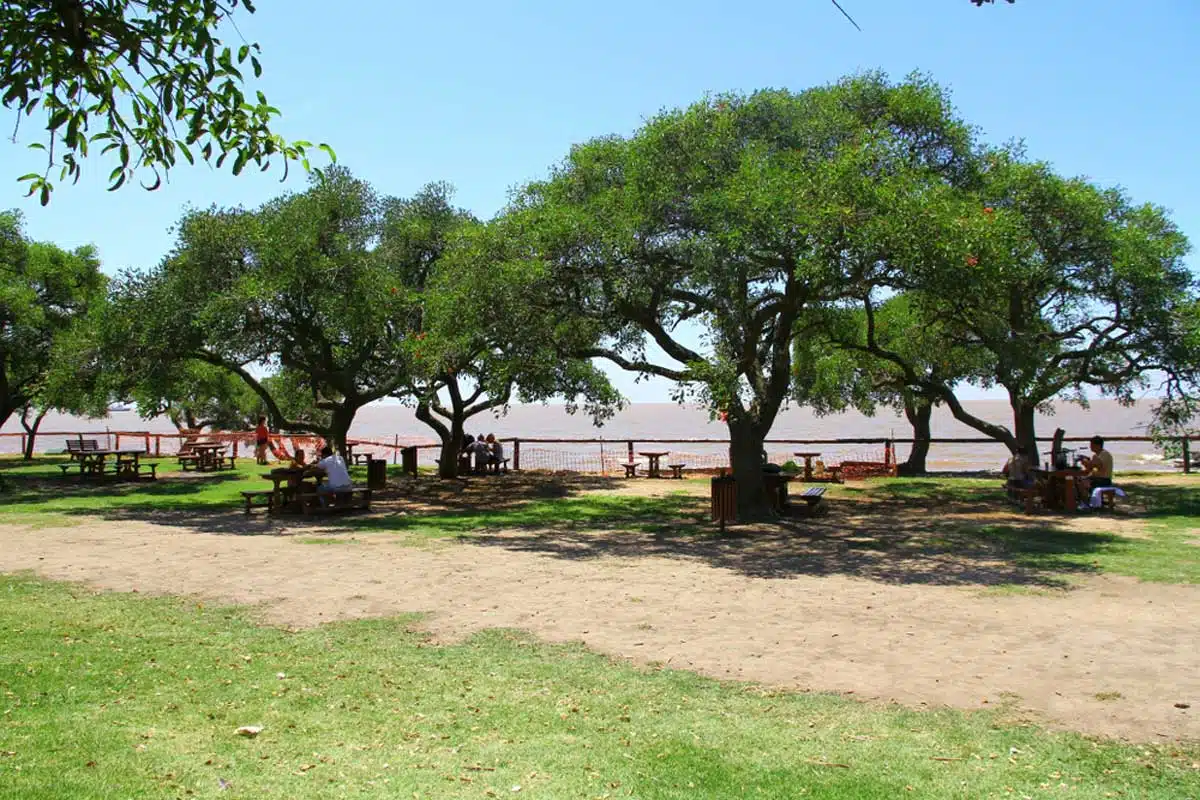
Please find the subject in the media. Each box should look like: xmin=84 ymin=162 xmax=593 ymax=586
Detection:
xmin=1 ymin=399 xmax=1175 ymax=473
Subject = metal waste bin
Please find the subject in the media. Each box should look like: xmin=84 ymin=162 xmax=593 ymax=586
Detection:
xmin=711 ymin=473 xmax=737 ymax=530
xmin=367 ymin=457 xmax=388 ymax=490
xmin=400 ymin=446 xmax=418 ymax=477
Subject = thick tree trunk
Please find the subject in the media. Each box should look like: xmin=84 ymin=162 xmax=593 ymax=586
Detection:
xmin=328 ymin=404 xmax=357 ymax=457
xmin=436 ymin=419 xmax=465 ymax=479
xmin=1012 ymin=400 xmax=1038 ymax=462
xmin=898 ymin=399 xmax=932 ymax=476
xmin=728 ymin=421 xmax=772 ymax=522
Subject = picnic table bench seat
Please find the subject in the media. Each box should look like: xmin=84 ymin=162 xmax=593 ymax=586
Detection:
xmin=297 ymin=486 xmax=372 ymax=515
xmin=620 ymin=461 xmax=639 ymax=478
xmin=240 ymin=489 xmax=277 ymax=514
xmin=798 ymin=486 xmax=826 ymax=507
xmin=666 ymin=463 xmax=686 ymax=479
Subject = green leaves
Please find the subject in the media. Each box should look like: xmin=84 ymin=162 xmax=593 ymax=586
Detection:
xmin=1 ymin=0 xmax=336 ymax=203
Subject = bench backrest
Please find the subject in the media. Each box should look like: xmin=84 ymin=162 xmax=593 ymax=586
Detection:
xmin=66 ymin=439 xmax=100 ymax=452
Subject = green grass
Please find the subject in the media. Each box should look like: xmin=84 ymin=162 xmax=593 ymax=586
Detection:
xmin=2 ymin=575 xmax=1198 ymax=799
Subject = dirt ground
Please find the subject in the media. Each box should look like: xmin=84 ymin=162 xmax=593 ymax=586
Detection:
xmin=1 ymin=473 xmax=1197 ymax=744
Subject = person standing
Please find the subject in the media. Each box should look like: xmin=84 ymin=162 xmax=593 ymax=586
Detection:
xmin=254 ymin=416 xmax=270 ymax=465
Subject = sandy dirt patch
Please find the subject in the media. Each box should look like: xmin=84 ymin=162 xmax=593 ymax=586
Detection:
xmin=1 ymin=499 xmax=1196 ymax=744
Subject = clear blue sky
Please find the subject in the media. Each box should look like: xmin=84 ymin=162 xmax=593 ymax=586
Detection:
xmin=2 ymin=0 xmax=1197 ymax=402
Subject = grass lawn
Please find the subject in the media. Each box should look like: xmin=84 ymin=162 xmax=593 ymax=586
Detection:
xmin=2 ymin=575 xmax=1198 ymax=799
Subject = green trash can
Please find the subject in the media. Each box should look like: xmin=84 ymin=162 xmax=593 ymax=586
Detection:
xmin=367 ymin=457 xmax=388 ymax=490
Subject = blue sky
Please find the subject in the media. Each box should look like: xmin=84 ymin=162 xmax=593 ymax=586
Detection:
xmin=2 ymin=0 xmax=1197 ymax=402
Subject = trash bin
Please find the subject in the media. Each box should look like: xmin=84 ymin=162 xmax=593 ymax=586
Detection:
xmin=400 ymin=446 xmax=418 ymax=478
xmin=367 ymin=457 xmax=388 ymax=490
xmin=711 ymin=473 xmax=737 ymax=530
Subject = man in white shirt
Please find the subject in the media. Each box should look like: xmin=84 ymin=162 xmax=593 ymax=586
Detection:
xmin=309 ymin=445 xmax=352 ymax=505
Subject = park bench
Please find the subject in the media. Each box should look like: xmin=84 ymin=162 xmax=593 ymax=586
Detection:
xmin=488 ymin=457 xmax=510 ymax=474
xmin=240 ymin=489 xmax=277 ymax=515
xmin=298 ymin=486 xmax=372 ymax=515
xmin=620 ymin=461 xmax=639 ymax=477
xmin=65 ymin=439 xmax=101 ymax=458
xmin=798 ymin=486 xmax=826 ymax=510
xmin=666 ymin=463 xmax=686 ymax=479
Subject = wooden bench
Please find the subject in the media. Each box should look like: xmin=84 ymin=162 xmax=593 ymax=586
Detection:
xmin=666 ymin=463 xmax=686 ymax=479
xmin=65 ymin=439 xmax=101 ymax=458
xmin=178 ymin=454 xmax=201 ymax=470
xmin=798 ymin=486 xmax=826 ymax=508
xmin=240 ymin=490 xmax=276 ymax=515
xmin=217 ymin=455 xmax=237 ymax=470
xmin=620 ymin=462 xmax=639 ymax=478
xmin=488 ymin=458 xmax=510 ymax=474
xmin=298 ymin=486 xmax=372 ymax=515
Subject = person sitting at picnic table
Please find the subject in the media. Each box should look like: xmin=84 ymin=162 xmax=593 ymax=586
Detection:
xmin=486 ymin=433 xmax=504 ymax=468
xmin=472 ymin=436 xmax=490 ymax=474
xmin=254 ymin=416 xmax=270 ymax=465
xmin=306 ymin=445 xmax=353 ymax=505
xmin=1002 ymin=446 xmax=1034 ymax=489
xmin=285 ymin=448 xmax=315 ymax=494
xmin=1077 ymin=435 xmax=1114 ymax=500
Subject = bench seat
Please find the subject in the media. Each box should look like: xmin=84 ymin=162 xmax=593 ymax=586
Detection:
xmin=240 ymin=490 xmax=276 ymax=515
xmin=666 ymin=463 xmax=686 ymax=479
xmin=298 ymin=486 xmax=372 ymax=515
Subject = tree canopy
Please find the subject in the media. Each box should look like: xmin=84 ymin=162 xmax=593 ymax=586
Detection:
xmin=0 ymin=209 xmax=104 ymax=428
xmin=514 ymin=72 xmax=974 ymax=517
xmin=1 ymin=0 xmax=331 ymax=203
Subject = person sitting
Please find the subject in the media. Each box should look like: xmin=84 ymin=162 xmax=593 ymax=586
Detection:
xmin=1077 ymin=435 xmax=1114 ymax=506
xmin=306 ymin=445 xmax=353 ymax=506
xmin=486 ymin=434 xmax=504 ymax=471
xmin=290 ymin=448 xmax=308 ymax=469
xmin=472 ymin=436 xmax=490 ymax=474
xmin=1002 ymin=446 xmax=1035 ymax=504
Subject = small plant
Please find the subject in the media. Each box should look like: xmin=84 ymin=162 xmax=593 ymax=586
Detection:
xmin=1094 ymin=691 xmax=1123 ymax=702
xmin=781 ymin=460 xmax=800 ymax=473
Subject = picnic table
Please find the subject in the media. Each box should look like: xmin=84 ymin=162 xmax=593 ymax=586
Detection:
xmin=190 ymin=442 xmax=231 ymax=472
xmin=248 ymin=467 xmax=324 ymax=514
xmin=793 ymin=452 xmax=822 ymax=481
xmin=638 ymin=451 xmax=669 ymax=479
xmin=1032 ymin=467 xmax=1085 ymax=512
xmin=61 ymin=449 xmax=154 ymax=480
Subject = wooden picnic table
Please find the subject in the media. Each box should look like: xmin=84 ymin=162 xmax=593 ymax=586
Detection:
xmin=638 ymin=451 xmax=670 ymax=479
xmin=260 ymin=467 xmax=324 ymax=513
xmin=1032 ymin=467 xmax=1086 ymax=512
xmin=793 ymin=451 xmax=822 ymax=481
xmin=190 ymin=442 xmax=228 ymax=472
xmin=65 ymin=449 xmax=150 ymax=480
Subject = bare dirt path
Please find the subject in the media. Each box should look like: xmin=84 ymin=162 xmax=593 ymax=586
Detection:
xmin=1 ymin=501 xmax=1197 ymax=743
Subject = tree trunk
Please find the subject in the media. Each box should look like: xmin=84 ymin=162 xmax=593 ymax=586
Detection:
xmin=328 ymin=404 xmax=357 ymax=457
xmin=436 ymin=420 xmax=466 ymax=479
xmin=898 ymin=398 xmax=932 ymax=476
xmin=1012 ymin=400 xmax=1038 ymax=462
xmin=20 ymin=407 xmax=48 ymax=460
xmin=728 ymin=420 xmax=772 ymax=522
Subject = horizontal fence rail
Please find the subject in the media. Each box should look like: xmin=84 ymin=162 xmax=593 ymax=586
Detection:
xmin=2 ymin=430 xmax=1195 ymax=475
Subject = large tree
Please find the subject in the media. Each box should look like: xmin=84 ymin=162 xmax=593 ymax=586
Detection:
xmin=0 ymin=209 xmax=104 ymax=429
xmin=407 ymin=220 xmax=622 ymax=477
xmin=515 ymin=73 xmax=974 ymax=519
xmin=848 ymin=151 xmax=1196 ymax=456
xmin=1 ymin=0 xmax=331 ymax=202
xmin=102 ymin=168 xmax=423 ymax=450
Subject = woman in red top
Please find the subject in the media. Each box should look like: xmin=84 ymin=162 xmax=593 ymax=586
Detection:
xmin=254 ymin=416 xmax=270 ymax=465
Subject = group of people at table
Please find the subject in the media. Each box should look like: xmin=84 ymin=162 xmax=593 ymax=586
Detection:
xmin=460 ymin=433 xmax=505 ymax=473
xmin=253 ymin=416 xmax=355 ymax=506
xmin=1003 ymin=435 xmax=1115 ymax=510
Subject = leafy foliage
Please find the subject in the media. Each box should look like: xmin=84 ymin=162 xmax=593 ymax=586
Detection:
xmin=0 ymin=0 xmax=333 ymax=202
xmin=516 ymin=72 xmax=973 ymax=516
xmin=0 ymin=209 xmax=104 ymax=426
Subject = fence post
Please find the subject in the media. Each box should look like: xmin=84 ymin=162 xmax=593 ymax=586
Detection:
xmin=144 ymin=432 xmax=150 ymax=452
xmin=394 ymin=434 xmax=399 ymax=465
xmin=627 ymin=440 xmax=634 ymax=463
xmin=155 ymin=435 xmax=161 ymax=456
xmin=233 ymin=440 xmax=239 ymax=458
xmin=19 ymin=434 xmax=26 ymax=456
xmin=513 ymin=438 xmax=521 ymax=471
xmin=115 ymin=433 xmax=121 ymax=449
xmin=1184 ymin=437 xmax=1192 ymax=475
